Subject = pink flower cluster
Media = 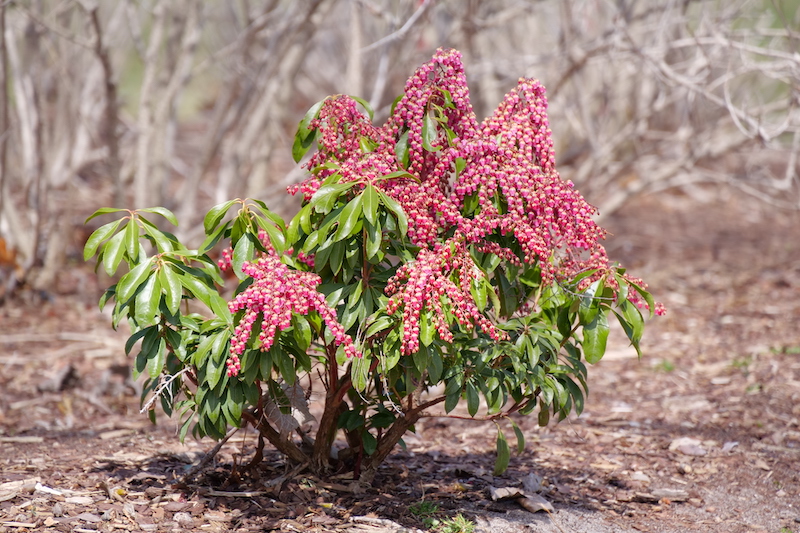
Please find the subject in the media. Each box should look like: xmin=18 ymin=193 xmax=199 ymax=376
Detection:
xmin=287 ymin=47 xmax=663 ymax=352
xmin=225 ymin=248 xmax=359 ymax=377
xmin=385 ymin=239 xmax=507 ymax=355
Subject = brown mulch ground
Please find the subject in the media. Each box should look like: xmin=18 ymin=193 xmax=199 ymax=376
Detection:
xmin=1 ymin=190 xmax=799 ymax=533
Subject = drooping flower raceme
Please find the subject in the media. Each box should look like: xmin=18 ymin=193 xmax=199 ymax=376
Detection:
xmin=225 ymin=248 xmax=359 ymax=377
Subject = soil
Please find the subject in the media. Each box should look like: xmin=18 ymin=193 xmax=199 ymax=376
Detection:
xmin=1 ymin=189 xmax=799 ymax=533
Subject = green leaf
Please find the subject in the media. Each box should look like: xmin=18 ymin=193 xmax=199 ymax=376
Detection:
xmin=329 ymin=241 xmax=345 ymax=275
xmin=351 ymin=354 xmax=371 ymax=392
xmin=232 ymin=235 xmax=255 ymax=280
xmin=160 ymin=265 xmax=182 ymax=315
xmin=578 ymin=279 xmax=603 ymax=324
xmin=419 ymin=310 xmax=435 ymax=347
xmin=292 ymin=316 xmax=312 ymax=351
xmin=274 ymin=348 xmax=296 ymax=387
xmin=206 ymin=332 xmax=230 ymax=390
xmin=470 ymin=277 xmax=488 ymax=312
xmin=628 ymin=280 xmax=657 ymax=318
xmin=139 ymin=217 xmax=176 ymax=253
xmin=134 ymin=273 xmax=161 ymax=325
xmin=84 ymin=219 xmax=123 ymax=261
xmin=349 ymin=95 xmax=374 ymax=121
xmin=124 ymin=217 xmax=139 ymax=258
xmin=116 ymin=258 xmax=155 ymax=303
xmin=365 ymin=220 xmax=382 ymax=260
xmin=427 ymin=351 xmax=443 ymax=383
xmin=333 ymin=194 xmax=364 ymax=242
xmin=292 ymin=99 xmax=326 ymax=163
xmin=309 ymin=183 xmax=353 ymax=214
xmin=445 ymin=388 xmax=461 ymax=413
xmin=361 ymin=430 xmax=377 ymax=456
xmin=148 ymin=337 xmax=167 ymax=379
xmin=619 ymin=299 xmax=644 ymax=346
xmin=258 ymin=219 xmax=286 ymax=255
xmin=395 ymin=131 xmax=410 ymax=168
xmin=363 ymin=184 xmax=379 ymax=226
xmin=292 ymin=130 xmax=318 ymax=163
xmin=139 ymin=207 xmax=178 ymax=226
xmin=365 ymin=314 xmax=393 ymax=338
xmin=583 ymin=310 xmax=609 ymax=364
xmin=376 ymin=190 xmax=408 ymax=237
xmin=412 ymin=345 xmax=429 ymax=375
xmin=125 ymin=326 xmax=152 ymax=356
xmin=466 ymin=382 xmax=479 ymax=417
xmin=203 ymin=200 xmax=237 ymax=234
xmin=510 ymin=419 xmax=525 ymax=454
xmin=85 ymin=207 xmax=125 ymax=224
xmin=422 ymin=112 xmax=441 ymax=152
xmin=494 ymin=428 xmax=511 ymax=475
xmin=102 ymin=230 xmax=127 ymax=276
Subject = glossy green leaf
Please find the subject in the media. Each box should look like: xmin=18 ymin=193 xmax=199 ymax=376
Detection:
xmin=124 ymin=217 xmax=139 ymax=258
xmin=292 ymin=99 xmax=326 ymax=163
xmin=510 ymin=419 xmax=525 ymax=454
xmin=139 ymin=207 xmax=178 ymax=226
xmin=102 ymin=230 xmax=127 ymax=276
xmin=232 ymin=235 xmax=255 ymax=280
xmin=125 ymin=326 xmax=151 ymax=356
xmin=275 ymin=348 xmax=296 ymax=387
xmin=84 ymin=219 xmax=123 ymax=261
xmin=203 ymin=200 xmax=237 ymax=234
xmin=395 ymin=131 xmax=410 ymax=168
xmin=583 ymin=309 xmax=610 ymax=364
xmin=116 ymin=258 xmax=155 ymax=302
xmin=365 ymin=220 xmax=382 ymax=260
xmin=292 ymin=316 xmax=312 ymax=352
xmin=148 ymin=337 xmax=167 ymax=379
xmin=466 ymin=382 xmax=479 ymax=417
xmin=412 ymin=345 xmax=429 ymax=375
xmin=494 ymin=428 xmax=511 ymax=475
xmin=427 ymin=351 xmax=443 ymax=383
xmin=206 ymin=332 xmax=230 ymax=390
xmin=578 ymin=279 xmax=603 ymax=324
xmin=85 ymin=207 xmax=125 ymax=224
xmin=134 ymin=273 xmax=161 ymax=325
xmin=422 ymin=112 xmax=441 ymax=152
xmin=258 ymin=219 xmax=286 ymax=255
xmin=310 ymin=183 xmax=353 ymax=214
xmin=363 ymin=184 xmax=379 ymax=226
xmin=351 ymin=353 xmax=371 ymax=392
xmin=292 ymin=130 xmax=318 ymax=163
xmin=376 ymin=190 xmax=408 ymax=237
xmin=619 ymin=299 xmax=644 ymax=345
xmin=349 ymin=95 xmax=374 ymax=121
xmin=160 ymin=265 xmax=183 ymax=315
xmin=419 ymin=311 xmax=435 ymax=347
xmin=139 ymin=217 xmax=176 ymax=253
xmin=365 ymin=314 xmax=393 ymax=338
xmin=333 ymin=194 xmax=364 ymax=242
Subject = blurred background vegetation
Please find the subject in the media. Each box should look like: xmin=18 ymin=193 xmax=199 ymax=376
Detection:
xmin=0 ymin=0 xmax=797 ymax=302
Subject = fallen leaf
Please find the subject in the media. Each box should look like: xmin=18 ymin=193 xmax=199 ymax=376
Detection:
xmin=488 ymin=486 xmax=525 ymax=501
xmin=518 ymin=494 xmax=554 ymax=513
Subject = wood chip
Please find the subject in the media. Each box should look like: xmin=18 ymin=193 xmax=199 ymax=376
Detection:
xmin=0 ymin=522 xmax=38 ymax=528
xmin=0 ymin=437 xmax=44 ymax=443
xmin=99 ymin=429 xmax=135 ymax=440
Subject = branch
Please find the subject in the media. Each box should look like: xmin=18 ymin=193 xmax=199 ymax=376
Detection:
xmin=360 ymin=0 xmax=432 ymax=53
